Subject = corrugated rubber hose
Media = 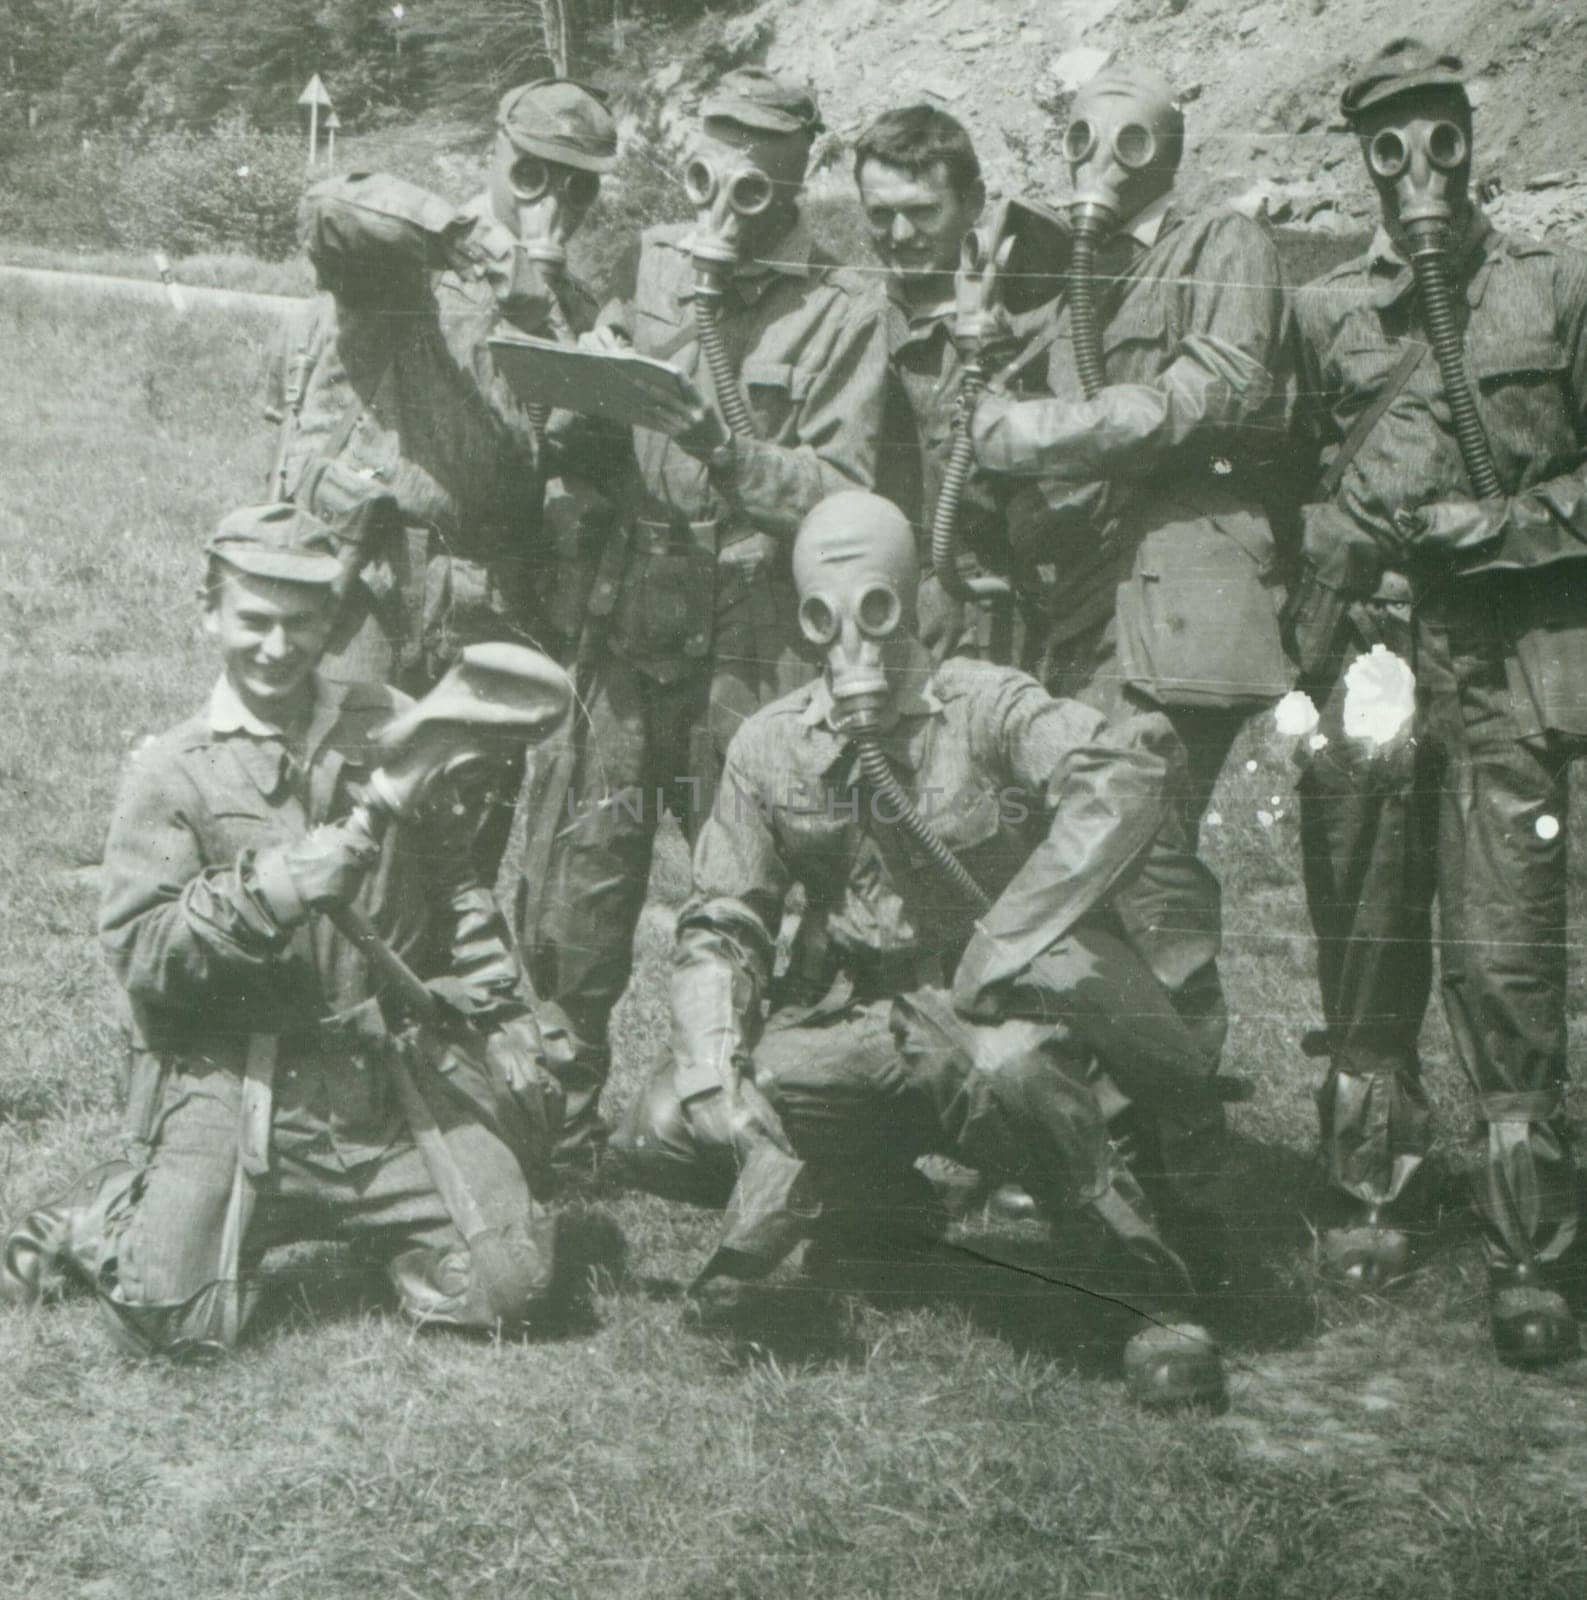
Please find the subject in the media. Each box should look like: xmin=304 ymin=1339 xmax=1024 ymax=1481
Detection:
xmin=693 ymin=272 xmax=758 ymax=439
xmin=1067 ymin=214 xmax=1109 ymax=403
xmin=851 ymin=731 xmax=991 ymax=914
xmin=1407 ymin=224 xmax=1503 ymax=501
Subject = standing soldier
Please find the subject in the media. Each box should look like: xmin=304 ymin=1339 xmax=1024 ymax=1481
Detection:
xmin=853 ymin=103 xmax=1071 ymax=668
xmin=264 ymin=78 xmax=620 ymax=872
xmin=967 ymin=64 xmax=1296 ymax=835
xmin=615 ymin=490 xmax=1234 ymax=1408
xmin=1291 ymin=38 xmax=1587 ymax=1366
xmin=521 ymin=69 xmax=891 ymax=1172
xmin=1 ymin=506 xmax=570 ymax=1352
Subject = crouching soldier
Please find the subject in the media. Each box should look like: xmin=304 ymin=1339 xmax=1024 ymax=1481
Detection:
xmin=1 ymin=506 xmax=572 ymax=1355
xmin=615 ymin=490 xmax=1237 ymax=1407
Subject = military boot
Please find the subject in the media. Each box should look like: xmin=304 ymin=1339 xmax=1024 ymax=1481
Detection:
xmin=1 ymin=1160 xmax=135 ymax=1307
xmin=1489 ymin=1261 xmax=1579 ymax=1369
xmin=1090 ymin=1176 xmax=1227 ymax=1409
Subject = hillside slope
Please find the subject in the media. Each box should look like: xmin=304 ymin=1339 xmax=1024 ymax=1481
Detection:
xmin=631 ymin=0 xmax=1587 ymax=240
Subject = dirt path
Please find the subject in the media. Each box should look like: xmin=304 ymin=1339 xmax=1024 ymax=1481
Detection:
xmin=0 ymin=261 xmax=296 ymax=315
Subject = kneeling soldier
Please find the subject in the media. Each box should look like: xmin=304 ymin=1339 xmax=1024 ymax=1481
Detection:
xmin=2 ymin=506 xmax=569 ymax=1355
xmin=617 ymin=490 xmax=1236 ymax=1407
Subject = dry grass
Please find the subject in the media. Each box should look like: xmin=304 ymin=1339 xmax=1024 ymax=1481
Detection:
xmin=4 ymin=274 xmax=1587 ymax=1600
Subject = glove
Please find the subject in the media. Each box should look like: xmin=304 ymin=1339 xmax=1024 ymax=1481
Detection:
xmin=1392 ymin=496 xmax=1503 ymax=559
xmin=485 ymin=1012 xmax=557 ymax=1097
xmin=252 ymin=815 xmax=380 ymax=927
xmin=484 ymin=1014 xmax=566 ymax=1152
xmin=1301 ymin=501 xmax=1403 ymax=594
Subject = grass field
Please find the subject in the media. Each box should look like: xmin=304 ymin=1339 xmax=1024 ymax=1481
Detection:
xmin=4 ymin=272 xmax=1587 ymax=1600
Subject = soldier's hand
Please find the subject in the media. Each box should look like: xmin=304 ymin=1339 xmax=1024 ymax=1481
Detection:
xmin=1393 ymin=497 xmax=1502 ymax=558
xmin=578 ymin=324 xmax=631 ymax=354
xmin=625 ymin=371 xmax=732 ymax=459
xmin=253 ymin=819 xmax=381 ymax=925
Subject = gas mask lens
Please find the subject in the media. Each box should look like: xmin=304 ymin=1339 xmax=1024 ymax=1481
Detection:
xmin=797 ymin=582 xmax=901 ymax=648
xmin=511 ymin=155 xmax=599 ymax=208
xmin=1367 ymin=120 xmax=1468 ymax=179
xmin=684 ymin=158 xmax=774 ymax=216
xmin=798 ymin=594 xmax=839 ymax=647
xmin=855 ymin=582 xmax=901 ymax=638
xmin=1063 ymin=117 xmax=1157 ymax=171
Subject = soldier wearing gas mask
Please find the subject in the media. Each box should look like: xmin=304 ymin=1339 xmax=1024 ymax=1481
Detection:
xmin=1291 ymin=38 xmax=1587 ymax=1366
xmin=520 ymin=70 xmax=890 ymax=1174
xmin=967 ymin=65 xmax=1298 ymax=837
xmin=613 ymin=489 xmax=1240 ymax=1409
xmin=264 ymin=79 xmax=620 ymax=874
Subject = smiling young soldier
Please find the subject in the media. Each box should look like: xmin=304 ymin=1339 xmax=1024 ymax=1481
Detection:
xmin=1291 ymin=39 xmax=1587 ymax=1365
xmin=1 ymin=505 xmax=566 ymax=1353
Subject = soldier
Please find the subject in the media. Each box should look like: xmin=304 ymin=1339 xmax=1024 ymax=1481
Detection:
xmin=521 ymin=68 xmax=891 ymax=1172
xmin=852 ymin=103 xmax=1010 ymax=661
xmin=1 ymin=506 xmax=566 ymax=1353
xmin=615 ymin=490 xmax=1235 ymax=1408
xmin=1290 ymin=38 xmax=1587 ymax=1365
xmin=967 ymin=64 xmax=1296 ymax=836
xmin=264 ymin=78 xmax=620 ymax=873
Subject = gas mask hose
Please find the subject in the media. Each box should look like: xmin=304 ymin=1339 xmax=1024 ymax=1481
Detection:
xmin=929 ymin=369 xmax=1011 ymax=602
xmin=849 ymin=729 xmax=991 ymax=913
xmin=1067 ymin=205 xmax=1111 ymax=402
xmin=930 ymin=230 xmax=1011 ymax=602
xmin=692 ymin=259 xmax=759 ymax=439
xmin=1405 ymin=222 xmax=1502 ymax=500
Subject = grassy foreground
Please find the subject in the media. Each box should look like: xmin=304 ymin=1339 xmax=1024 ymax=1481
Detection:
xmin=3 ymin=276 xmax=1587 ymax=1600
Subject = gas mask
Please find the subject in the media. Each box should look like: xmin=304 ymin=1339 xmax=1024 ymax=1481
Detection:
xmin=793 ymin=492 xmax=917 ymax=734
xmin=681 ymin=125 xmax=808 ymax=272
xmin=1062 ymin=67 xmax=1183 ymax=239
xmin=1359 ymin=102 xmax=1471 ymax=251
xmin=500 ymin=143 xmax=601 ymax=271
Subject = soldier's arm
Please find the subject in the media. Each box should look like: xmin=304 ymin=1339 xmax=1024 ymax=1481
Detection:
xmin=952 ymin=679 xmax=1177 ymax=1013
xmin=971 ymin=213 xmax=1284 ymax=481
xmin=98 ymin=749 xmax=304 ymax=1012
xmin=669 ymin=743 xmax=789 ymax=1104
xmin=716 ymin=285 xmax=891 ymax=536
xmin=1407 ymin=252 xmax=1587 ymax=572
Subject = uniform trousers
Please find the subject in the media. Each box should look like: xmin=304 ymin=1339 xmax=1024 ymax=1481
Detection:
xmin=1300 ymin=588 xmax=1582 ymax=1271
xmin=524 ymin=565 xmax=817 ymax=1159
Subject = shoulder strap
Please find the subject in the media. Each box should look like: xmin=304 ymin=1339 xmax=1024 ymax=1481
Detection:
xmin=1317 ymin=339 xmax=1426 ymax=501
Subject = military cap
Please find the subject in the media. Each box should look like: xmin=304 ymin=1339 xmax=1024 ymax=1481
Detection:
xmin=207 ymin=504 xmax=342 ymax=585
xmin=497 ymin=78 xmax=618 ymax=174
xmin=700 ymin=68 xmax=823 ymax=139
xmin=1340 ymin=37 xmax=1468 ymax=122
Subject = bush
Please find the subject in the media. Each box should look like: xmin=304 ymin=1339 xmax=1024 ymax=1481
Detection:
xmin=0 ymin=115 xmax=310 ymax=259
xmin=102 ymin=116 xmax=308 ymax=259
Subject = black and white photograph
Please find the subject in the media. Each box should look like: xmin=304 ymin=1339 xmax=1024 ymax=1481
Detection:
xmin=3 ymin=0 xmax=1586 ymax=1594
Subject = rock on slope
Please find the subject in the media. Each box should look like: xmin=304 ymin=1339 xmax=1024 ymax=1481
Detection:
xmin=631 ymin=0 xmax=1587 ymax=240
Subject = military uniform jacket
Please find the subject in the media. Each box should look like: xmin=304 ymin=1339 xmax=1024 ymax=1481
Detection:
xmin=1297 ymin=215 xmax=1587 ymax=739
xmin=973 ymin=200 xmax=1298 ymax=705
xmin=591 ymin=225 xmax=888 ymax=682
xmin=670 ymin=646 xmax=1219 ymax=1087
xmin=99 ymin=674 xmax=522 ymax=1165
